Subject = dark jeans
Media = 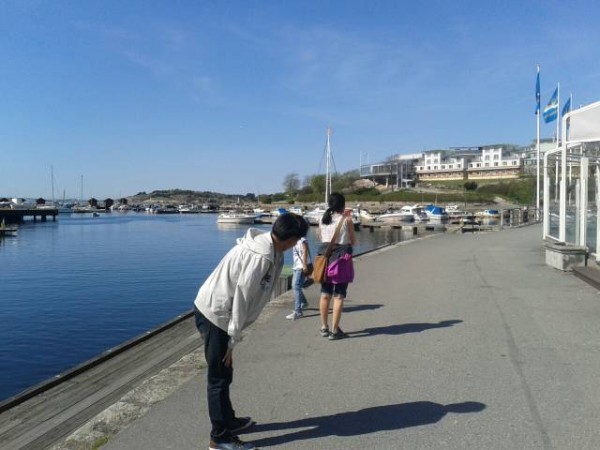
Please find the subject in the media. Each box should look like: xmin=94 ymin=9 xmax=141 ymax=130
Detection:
xmin=194 ymin=309 xmax=235 ymax=439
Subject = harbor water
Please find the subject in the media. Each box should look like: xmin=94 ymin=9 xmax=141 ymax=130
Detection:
xmin=0 ymin=212 xmax=436 ymax=402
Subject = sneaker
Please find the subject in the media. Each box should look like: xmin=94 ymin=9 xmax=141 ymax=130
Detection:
xmin=209 ymin=435 xmax=256 ymax=450
xmin=328 ymin=328 xmax=346 ymax=340
xmin=301 ymin=300 xmax=309 ymax=309
xmin=286 ymin=311 xmax=302 ymax=320
xmin=320 ymin=326 xmax=329 ymax=337
xmin=227 ymin=416 xmax=255 ymax=434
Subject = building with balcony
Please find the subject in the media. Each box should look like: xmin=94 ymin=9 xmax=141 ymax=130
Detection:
xmin=361 ymin=144 xmax=527 ymax=186
xmin=466 ymin=145 xmax=523 ymax=179
xmin=415 ymin=147 xmax=480 ymax=181
xmin=359 ymin=153 xmax=421 ymax=189
xmin=521 ymin=138 xmax=557 ymax=175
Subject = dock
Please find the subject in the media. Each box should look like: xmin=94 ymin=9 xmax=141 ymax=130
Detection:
xmin=360 ymin=220 xmax=447 ymax=233
xmin=0 ymin=208 xmax=58 ymax=224
xmin=3 ymin=223 xmax=600 ymax=449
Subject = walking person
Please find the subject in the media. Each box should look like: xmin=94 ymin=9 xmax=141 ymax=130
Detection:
xmin=286 ymin=236 xmax=311 ymax=320
xmin=317 ymin=193 xmax=356 ymax=340
xmin=193 ymin=213 xmax=308 ymax=450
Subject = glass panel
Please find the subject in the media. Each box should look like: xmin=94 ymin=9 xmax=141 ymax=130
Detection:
xmin=587 ymin=159 xmax=598 ymax=251
xmin=547 ymin=152 xmax=559 ymax=239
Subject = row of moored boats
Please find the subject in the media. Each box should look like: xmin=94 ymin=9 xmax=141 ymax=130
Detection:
xmin=216 ymin=204 xmax=502 ymax=226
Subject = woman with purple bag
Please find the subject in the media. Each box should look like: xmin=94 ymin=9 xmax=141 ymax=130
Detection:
xmin=317 ymin=192 xmax=356 ymax=340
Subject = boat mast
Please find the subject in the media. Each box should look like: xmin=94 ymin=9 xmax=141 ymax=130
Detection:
xmin=325 ymin=127 xmax=332 ymax=203
xmin=51 ymin=165 xmax=55 ymax=203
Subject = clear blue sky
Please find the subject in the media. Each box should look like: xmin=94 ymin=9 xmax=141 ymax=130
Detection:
xmin=2 ymin=0 xmax=599 ymax=199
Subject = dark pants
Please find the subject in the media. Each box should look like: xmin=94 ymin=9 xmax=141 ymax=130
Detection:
xmin=194 ymin=309 xmax=235 ymax=439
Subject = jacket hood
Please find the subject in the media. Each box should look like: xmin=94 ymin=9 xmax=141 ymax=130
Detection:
xmin=236 ymin=228 xmax=274 ymax=262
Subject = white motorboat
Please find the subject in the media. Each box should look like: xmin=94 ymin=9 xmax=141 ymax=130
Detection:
xmin=304 ymin=204 xmax=327 ymax=226
xmin=178 ymin=204 xmax=200 ymax=213
xmin=475 ymin=209 xmax=501 ymax=219
xmin=401 ymin=204 xmax=430 ymax=222
xmin=357 ymin=209 xmax=376 ymax=222
xmin=72 ymin=205 xmax=102 ymax=213
xmin=57 ymin=204 xmax=74 ymax=214
xmin=378 ymin=207 xmax=414 ymax=223
xmin=217 ymin=212 xmax=256 ymax=224
xmin=445 ymin=205 xmax=468 ymax=223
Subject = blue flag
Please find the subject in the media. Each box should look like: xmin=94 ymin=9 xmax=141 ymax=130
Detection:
xmin=535 ymin=70 xmax=540 ymax=114
xmin=543 ymin=87 xmax=558 ymax=123
xmin=561 ymin=97 xmax=571 ymax=116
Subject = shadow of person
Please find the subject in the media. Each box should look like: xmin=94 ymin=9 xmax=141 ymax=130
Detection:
xmin=342 ymin=304 xmax=384 ymax=313
xmin=347 ymin=320 xmax=462 ymax=338
xmin=249 ymin=401 xmax=485 ymax=446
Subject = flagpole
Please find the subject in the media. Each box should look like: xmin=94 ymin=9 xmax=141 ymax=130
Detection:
xmin=536 ymin=65 xmax=541 ymax=222
xmin=556 ymin=82 xmax=561 ymax=148
xmin=568 ymin=92 xmax=572 ymax=205
xmin=559 ymin=82 xmax=568 ymax=242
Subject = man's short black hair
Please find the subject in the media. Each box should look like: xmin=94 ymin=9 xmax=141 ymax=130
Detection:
xmin=272 ymin=213 xmax=308 ymax=240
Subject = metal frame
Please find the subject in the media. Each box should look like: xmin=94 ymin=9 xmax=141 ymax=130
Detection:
xmin=543 ymin=101 xmax=600 ymax=261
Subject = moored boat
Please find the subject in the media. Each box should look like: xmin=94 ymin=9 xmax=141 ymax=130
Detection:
xmin=304 ymin=204 xmax=327 ymax=226
xmin=178 ymin=204 xmax=200 ymax=213
xmin=0 ymin=219 xmax=17 ymax=237
xmin=357 ymin=208 xmax=377 ymax=222
xmin=216 ymin=211 xmax=256 ymax=224
xmin=378 ymin=207 xmax=414 ymax=223
xmin=154 ymin=205 xmax=179 ymax=214
xmin=424 ymin=204 xmax=449 ymax=222
xmin=402 ymin=204 xmax=429 ymax=222
xmin=445 ymin=205 xmax=468 ymax=224
xmin=475 ymin=209 xmax=501 ymax=219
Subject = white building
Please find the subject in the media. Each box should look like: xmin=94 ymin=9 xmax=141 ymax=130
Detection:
xmin=362 ymin=144 xmax=527 ymax=185
xmin=467 ymin=146 xmax=522 ymax=179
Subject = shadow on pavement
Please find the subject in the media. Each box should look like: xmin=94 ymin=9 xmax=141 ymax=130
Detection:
xmin=249 ymin=401 xmax=485 ymax=446
xmin=343 ymin=304 xmax=384 ymax=313
xmin=297 ymin=304 xmax=384 ymax=319
xmin=347 ymin=319 xmax=463 ymax=338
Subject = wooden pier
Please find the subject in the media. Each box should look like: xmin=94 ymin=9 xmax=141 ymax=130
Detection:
xmin=0 ymin=208 xmax=58 ymax=224
xmin=360 ymin=220 xmax=447 ymax=233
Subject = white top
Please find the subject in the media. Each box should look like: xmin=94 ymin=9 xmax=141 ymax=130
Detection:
xmin=319 ymin=213 xmax=351 ymax=244
xmin=292 ymin=237 xmax=309 ymax=270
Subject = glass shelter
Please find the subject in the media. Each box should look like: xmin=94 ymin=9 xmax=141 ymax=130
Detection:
xmin=543 ymin=101 xmax=600 ymax=263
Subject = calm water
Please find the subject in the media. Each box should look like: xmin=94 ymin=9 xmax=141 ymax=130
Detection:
xmin=0 ymin=213 xmax=429 ymax=401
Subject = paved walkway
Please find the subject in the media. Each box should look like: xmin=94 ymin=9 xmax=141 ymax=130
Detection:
xmin=97 ymin=224 xmax=600 ymax=449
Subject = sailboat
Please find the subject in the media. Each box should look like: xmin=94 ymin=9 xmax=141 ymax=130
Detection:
xmin=304 ymin=128 xmax=360 ymax=228
xmin=52 ymin=168 xmax=73 ymax=213
xmin=37 ymin=166 xmax=61 ymax=212
xmin=304 ymin=128 xmax=333 ymax=225
xmin=72 ymin=175 xmax=96 ymax=213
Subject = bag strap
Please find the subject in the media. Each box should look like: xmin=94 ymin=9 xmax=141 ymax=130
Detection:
xmin=300 ymin=238 xmax=311 ymax=265
xmin=304 ymin=239 xmax=312 ymax=261
xmin=323 ymin=216 xmax=346 ymax=258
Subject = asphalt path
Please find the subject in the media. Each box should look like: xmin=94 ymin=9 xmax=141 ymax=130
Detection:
xmin=101 ymin=224 xmax=600 ymax=450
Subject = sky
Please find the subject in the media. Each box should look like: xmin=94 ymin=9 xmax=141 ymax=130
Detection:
xmin=2 ymin=0 xmax=600 ymax=199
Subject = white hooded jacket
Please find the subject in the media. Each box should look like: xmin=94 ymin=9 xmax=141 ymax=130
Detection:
xmin=194 ymin=228 xmax=283 ymax=349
